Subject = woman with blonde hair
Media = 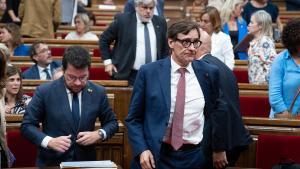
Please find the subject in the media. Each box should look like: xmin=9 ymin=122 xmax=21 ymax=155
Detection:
xmin=65 ymin=13 xmax=98 ymax=40
xmin=199 ymin=6 xmax=235 ymax=70
xmin=247 ymin=10 xmax=277 ymax=84
xmin=221 ymin=0 xmax=248 ymax=60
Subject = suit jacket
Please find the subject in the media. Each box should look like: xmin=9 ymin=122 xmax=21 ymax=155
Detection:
xmin=99 ymin=12 xmax=169 ymax=80
xmin=22 ymin=61 xmax=61 ymax=80
xmin=20 ymin=77 xmax=118 ymax=166
xmin=201 ymin=54 xmax=252 ymax=150
xmin=125 ymin=57 xmax=226 ymax=168
xmin=124 ymin=0 xmax=164 ymax=17
xmin=18 ymin=0 xmax=61 ymax=38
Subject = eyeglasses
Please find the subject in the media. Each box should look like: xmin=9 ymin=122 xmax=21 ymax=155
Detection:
xmin=65 ymin=74 xmax=88 ymax=82
xmin=37 ymin=48 xmax=50 ymax=54
xmin=175 ymin=38 xmax=202 ymax=48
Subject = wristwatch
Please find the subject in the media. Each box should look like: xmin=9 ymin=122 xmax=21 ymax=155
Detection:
xmin=98 ymin=129 xmax=104 ymax=140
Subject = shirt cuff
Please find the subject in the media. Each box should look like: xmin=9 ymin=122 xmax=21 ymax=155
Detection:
xmin=103 ymin=59 xmax=112 ymax=66
xmin=100 ymin=129 xmax=107 ymax=140
xmin=41 ymin=136 xmax=53 ymax=148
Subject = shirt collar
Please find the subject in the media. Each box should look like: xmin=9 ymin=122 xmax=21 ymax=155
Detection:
xmin=37 ymin=64 xmax=51 ymax=74
xmin=170 ymin=56 xmax=194 ymax=74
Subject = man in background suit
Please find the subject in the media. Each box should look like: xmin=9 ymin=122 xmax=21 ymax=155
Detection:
xmin=126 ymin=20 xmax=226 ymax=169
xmin=99 ymin=0 xmax=168 ymax=85
xmin=21 ymin=46 xmax=118 ymax=167
xmin=124 ymin=0 xmax=164 ymax=17
xmin=22 ymin=41 xmax=61 ymax=80
xmin=196 ymin=28 xmax=252 ymax=168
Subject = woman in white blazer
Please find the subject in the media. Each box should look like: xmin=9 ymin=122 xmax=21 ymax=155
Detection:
xmin=199 ymin=6 xmax=235 ymax=70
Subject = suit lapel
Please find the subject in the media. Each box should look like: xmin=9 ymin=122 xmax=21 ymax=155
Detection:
xmin=152 ymin=16 xmax=161 ymax=59
xmin=33 ymin=65 xmax=41 ymax=79
xmin=192 ymin=61 xmax=210 ymax=106
xmin=57 ymin=77 xmax=77 ymax=133
xmin=158 ymin=58 xmax=171 ymax=112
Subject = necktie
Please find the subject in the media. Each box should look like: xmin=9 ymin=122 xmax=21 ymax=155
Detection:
xmin=170 ymin=68 xmax=186 ymax=150
xmin=143 ymin=22 xmax=152 ymax=64
xmin=43 ymin=68 xmax=51 ymax=80
xmin=72 ymin=92 xmax=80 ymax=129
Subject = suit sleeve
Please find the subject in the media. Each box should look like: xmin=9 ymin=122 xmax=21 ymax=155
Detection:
xmin=125 ymin=66 xmax=148 ymax=159
xmin=97 ymin=87 xmax=119 ymax=139
xmin=99 ymin=14 xmax=120 ymax=61
xmin=124 ymin=0 xmax=135 ymax=13
xmin=209 ymin=68 xmax=229 ymax=151
xmin=53 ymin=0 xmax=61 ymax=25
xmin=18 ymin=0 xmax=24 ymax=19
xmin=21 ymin=86 xmax=48 ymax=146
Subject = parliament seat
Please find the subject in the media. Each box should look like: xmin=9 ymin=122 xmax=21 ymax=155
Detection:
xmin=233 ymin=68 xmax=249 ymax=83
xmin=89 ymin=67 xmax=110 ymax=80
xmin=256 ymin=134 xmax=300 ymax=169
xmin=7 ymin=130 xmax=37 ymax=167
xmin=240 ymin=95 xmax=270 ymax=117
xmin=50 ymin=47 xmax=66 ymax=56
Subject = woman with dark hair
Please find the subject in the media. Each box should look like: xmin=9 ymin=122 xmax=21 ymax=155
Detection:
xmin=269 ymin=19 xmax=300 ymax=119
xmin=0 ymin=23 xmax=30 ymax=56
xmin=0 ymin=0 xmax=21 ymax=24
xmin=199 ymin=6 xmax=235 ymax=70
xmin=0 ymin=49 xmax=15 ymax=168
xmin=5 ymin=65 xmax=31 ymax=114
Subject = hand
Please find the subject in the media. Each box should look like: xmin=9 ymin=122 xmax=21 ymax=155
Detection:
xmin=48 ymin=135 xmax=72 ymax=153
xmin=105 ymin=64 xmax=117 ymax=76
xmin=274 ymin=111 xmax=292 ymax=119
xmin=76 ymin=131 xmax=100 ymax=146
xmin=13 ymin=17 xmax=20 ymax=22
xmin=5 ymin=106 xmax=11 ymax=114
xmin=213 ymin=151 xmax=228 ymax=169
xmin=140 ymin=150 xmax=155 ymax=169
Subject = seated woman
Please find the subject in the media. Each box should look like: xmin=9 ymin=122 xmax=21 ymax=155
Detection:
xmin=199 ymin=6 xmax=235 ymax=70
xmin=247 ymin=10 xmax=277 ymax=84
xmin=0 ymin=23 xmax=30 ymax=56
xmin=269 ymin=19 xmax=300 ymax=119
xmin=65 ymin=13 xmax=99 ymax=40
xmin=221 ymin=0 xmax=248 ymax=60
xmin=5 ymin=65 xmax=31 ymax=114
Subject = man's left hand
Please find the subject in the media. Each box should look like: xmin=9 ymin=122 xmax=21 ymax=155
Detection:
xmin=76 ymin=131 xmax=100 ymax=146
xmin=213 ymin=151 xmax=228 ymax=169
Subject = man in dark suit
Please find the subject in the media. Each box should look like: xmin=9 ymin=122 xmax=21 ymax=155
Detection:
xmin=125 ymin=21 xmax=227 ymax=169
xmin=99 ymin=0 xmax=168 ymax=85
xmin=124 ymin=0 xmax=164 ymax=17
xmin=21 ymin=46 xmax=118 ymax=167
xmin=22 ymin=41 xmax=61 ymax=80
xmin=196 ymin=29 xmax=252 ymax=168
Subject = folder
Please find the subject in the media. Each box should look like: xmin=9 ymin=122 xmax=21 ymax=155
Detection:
xmin=234 ymin=34 xmax=254 ymax=53
xmin=60 ymin=160 xmax=117 ymax=168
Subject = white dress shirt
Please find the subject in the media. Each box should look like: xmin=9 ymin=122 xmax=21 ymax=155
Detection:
xmin=37 ymin=65 xmax=52 ymax=80
xmin=211 ymin=31 xmax=235 ymax=70
xmin=133 ymin=13 xmax=157 ymax=70
xmin=163 ymin=56 xmax=205 ymax=145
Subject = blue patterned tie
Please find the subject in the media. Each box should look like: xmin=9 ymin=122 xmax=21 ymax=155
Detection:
xmin=72 ymin=93 xmax=80 ymax=129
xmin=43 ymin=68 xmax=51 ymax=80
xmin=143 ymin=22 xmax=152 ymax=64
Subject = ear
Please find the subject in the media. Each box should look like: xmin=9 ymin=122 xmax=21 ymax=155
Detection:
xmin=32 ymin=55 xmax=38 ymax=62
xmin=168 ymin=38 xmax=174 ymax=49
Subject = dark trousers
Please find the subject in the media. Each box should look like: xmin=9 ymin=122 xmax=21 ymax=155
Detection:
xmin=128 ymin=69 xmax=138 ymax=86
xmin=156 ymin=143 xmax=206 ymax=169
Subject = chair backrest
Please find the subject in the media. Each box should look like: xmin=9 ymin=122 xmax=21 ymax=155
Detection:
xmin=256 ymin=134 xmax=300 ymax=169
xmin=240 ymin=95 xmax=270 ymax=117
xmin=233 ymin=68 xmax=249 ymax=83
xmin=7 ymin=129 xmax=37 ymax=167
xmin=50 ymin=47 xmax=66 ymax=56
xmin=89 ymin=67 xmax=110 ymax=80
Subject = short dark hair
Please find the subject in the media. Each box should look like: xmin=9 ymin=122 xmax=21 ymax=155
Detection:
xmin=168 ymin=20 xmax=200 ymax=40
xmin=62 ymin=46 xmax=91 ymax=70
xmin=6 ymin=65 xmax=23 ymax=101
xmin=29 ymin=40 xmax=46 ymax=63
xmin=281 ymin=19 xmax=300 ymax=55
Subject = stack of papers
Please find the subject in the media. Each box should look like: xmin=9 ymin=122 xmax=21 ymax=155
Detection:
xmin=60 ymin=160 xmax=117 ymax=168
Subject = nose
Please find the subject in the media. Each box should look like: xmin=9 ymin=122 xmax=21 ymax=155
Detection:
xmin=74 ymin=78 xmax=82 ymax=86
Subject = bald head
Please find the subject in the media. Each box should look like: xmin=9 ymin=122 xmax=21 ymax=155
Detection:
xmin=196 ymin=28 xmax=212 ymax=60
